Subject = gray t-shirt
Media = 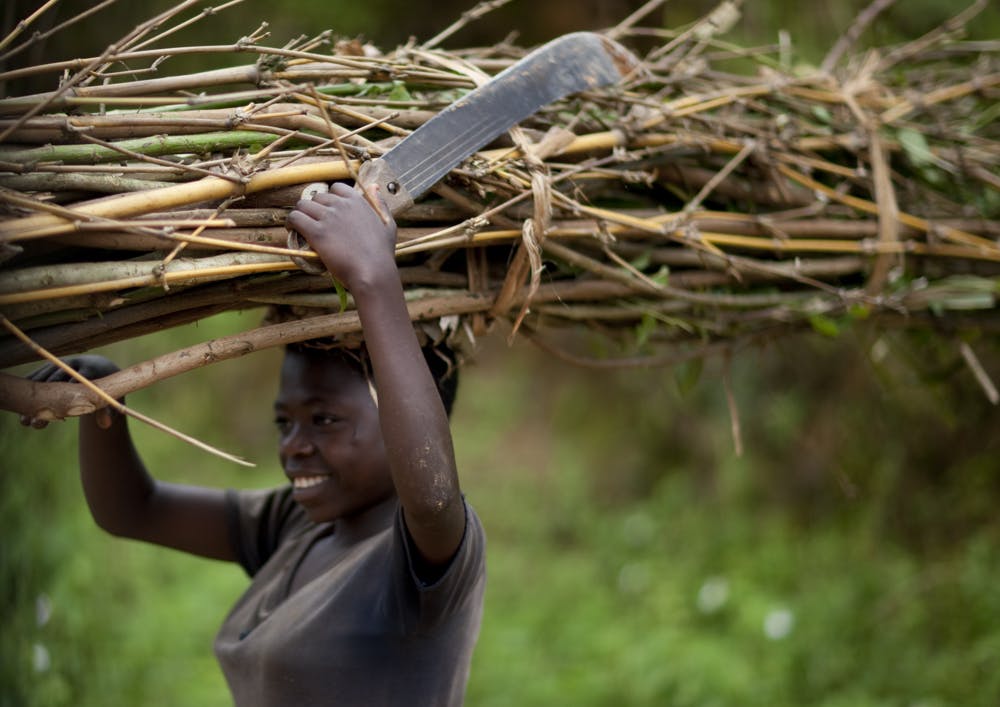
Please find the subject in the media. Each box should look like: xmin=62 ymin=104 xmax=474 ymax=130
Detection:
xmin=214 ymin=487 xmax=486 ymax=706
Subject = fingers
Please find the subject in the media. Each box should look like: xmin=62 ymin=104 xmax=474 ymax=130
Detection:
xmin=290 ymin=189 xmax=327 ymax=218
xmin=25 ymin=355 xmax=118 ymax=383
xmin=26 ymin=363 xmax=58 ymax=382
xmin=288 ymin=186 xmax=351 ymax=228
xmin=295 ymin=182 xmax=370 ymax=210
xmin=289 ymin=186 xmax=382 ymax=237
xmin=329 ymin=181 xmax=354 ymax=197
xmin=287 ymin=205 xmax=320 ymax=230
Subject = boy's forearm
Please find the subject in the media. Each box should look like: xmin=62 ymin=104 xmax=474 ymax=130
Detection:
xmin=286 ymin=183 xmax=467 ymax=558
xmin=351 ymin=272 xmax=462 ymax=521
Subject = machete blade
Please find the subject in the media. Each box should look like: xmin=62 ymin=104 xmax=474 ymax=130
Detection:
xmin=358 ymin=32 xmax=639 ymax=214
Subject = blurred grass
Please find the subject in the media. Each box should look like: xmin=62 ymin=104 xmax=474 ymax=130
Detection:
xmin=3 ymin=312 xmax=998 ymax=705
xmin=459 ymin=330 xmax=1000 ymax=707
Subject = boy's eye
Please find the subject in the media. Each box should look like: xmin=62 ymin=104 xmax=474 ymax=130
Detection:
xmin=274 ymin=416 xmax=291 ymax=432
xmin=313 ymin=413 xmax=341 ymax=426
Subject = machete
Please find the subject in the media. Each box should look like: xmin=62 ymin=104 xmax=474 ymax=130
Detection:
xmin=356 ymin=31 xmax=639 ymax=214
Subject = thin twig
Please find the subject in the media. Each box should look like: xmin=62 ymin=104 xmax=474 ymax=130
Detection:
xmin=959 ymin=341 xmax=999 ymax=405
xmin=607 ymin=0 xmax=671 ymax=39
xmin=130 ymin=0 xmax=247 ymax=52
xmin=821 ymin=0 xmax=898 ymax=74
xmin=0 ymin=0 xmax=60 ymax=54
xmin=722 ymin=350 xmax=744 ymax=457
xmin=876 ymin=0 xmax=989 ymax=73
xmin=0 ymin=0 xmax=119 ymax=64
xmin=421 ymin=0 xmax=515 ymax=50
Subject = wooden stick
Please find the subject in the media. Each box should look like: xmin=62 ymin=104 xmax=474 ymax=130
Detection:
xmin=0 ymin=292 xmax=493 ymax=419
xmin=0 ymin=314 xmax=254 ymax=466
xmin=0 ymin=159 xmax=356 ymax=241
xmin=0 ymin=256 xmax=297 ymax=305
xmin=0 ymin=130 xmax=281 ymax=166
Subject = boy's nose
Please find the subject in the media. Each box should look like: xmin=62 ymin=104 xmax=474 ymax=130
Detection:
xmin=280 ymin=424 xmax=315 ymax=458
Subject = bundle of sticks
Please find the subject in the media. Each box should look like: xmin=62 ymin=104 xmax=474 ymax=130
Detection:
xmin=0 ymin=0 xmax=998 ymax=429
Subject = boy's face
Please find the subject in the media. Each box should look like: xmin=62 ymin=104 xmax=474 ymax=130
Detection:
xmin=273 ymin=349 xmax=393 ymax=523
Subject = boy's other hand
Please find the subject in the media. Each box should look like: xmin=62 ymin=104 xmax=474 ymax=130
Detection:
xmin=19 ymin=355 xmax=120 ymax=430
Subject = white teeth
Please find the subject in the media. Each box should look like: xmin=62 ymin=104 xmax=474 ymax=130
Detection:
xmin=292 ymin=476 xmax=328 ymax=489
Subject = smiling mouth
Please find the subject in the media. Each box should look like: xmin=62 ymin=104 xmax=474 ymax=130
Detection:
xmin=292 ymin=475 xmax=330 ymax=490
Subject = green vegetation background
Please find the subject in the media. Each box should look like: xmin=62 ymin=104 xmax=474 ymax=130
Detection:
xmin=2 ymin=1 xmax=1000 ymax=705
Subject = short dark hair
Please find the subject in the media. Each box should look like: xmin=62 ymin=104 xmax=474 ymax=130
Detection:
xmin=285 ymin=340 xmax=460 ymax=417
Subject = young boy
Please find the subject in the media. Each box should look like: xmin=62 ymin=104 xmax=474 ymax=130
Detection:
xmin=23 ymin=183 xmax=486 ymax=706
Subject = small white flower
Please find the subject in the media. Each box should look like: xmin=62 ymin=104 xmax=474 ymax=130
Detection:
xmin=621 ymin=512 xmax=655 ymax=548
xmin=36 ymin=594 xmax=52 ymax=627
xmin=696 ymin=577 xmax=729 ymax=614
xmin=617 ymin=562 xmax=651 ymax=595
xmin=33 ymin=643 xmax=51 ymax=673
xmin=763 ymin=607 xmax=795 ymax=640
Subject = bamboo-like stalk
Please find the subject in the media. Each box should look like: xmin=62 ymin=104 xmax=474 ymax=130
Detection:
xmin=0 ymin=107 xmax=308 ymax=142
xmin=0 ymin=130 xmax=284 ymax=165
xmin=0 ymin=172 xmax=178 ymax=194
xmin=0 ymin=159 xmax=355 ymax=240
xmin=0 ymin=257 xmax=298 ymax=305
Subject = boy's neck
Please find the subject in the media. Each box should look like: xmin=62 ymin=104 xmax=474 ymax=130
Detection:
xmin=333 ymin=494 xmax=398 ymax=546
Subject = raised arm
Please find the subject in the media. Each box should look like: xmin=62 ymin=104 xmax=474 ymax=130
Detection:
xmin=24 ymin=356 xmax=235 ymax=562
xmin=286 ymin=182 xmax=466 ymax=566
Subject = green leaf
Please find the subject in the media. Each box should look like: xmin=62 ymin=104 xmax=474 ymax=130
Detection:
xmin=811 ymin=105 xmax=832 ymax=124
xmin=387 ymin=81 xmax=413 ymax=102
xmin=673 ymin=357 xmax=703 ymax=397
xmin=848 ymin=303 xmax=871 ymax=320
xmin=650 ymin=265 xmax=670 ymax=286
xmin=897 ymin=127 xmax=935 ymax=167
xmin=924 ymin=276 xmax=999 ymax=311
xmin=808 ymin=313 xmax=840 ymax=338
xmin=333 ymin=279 xmax=349 ymax=312
xmin=356 ymin=82 xmax=388 ymax=97
xmin=635 ymin=312 xmax=657 ymax=349
xmin=934 ymin=293 xmax=996 ymax=311
xmin=629 ymin=251 xmax=652 ymax=271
